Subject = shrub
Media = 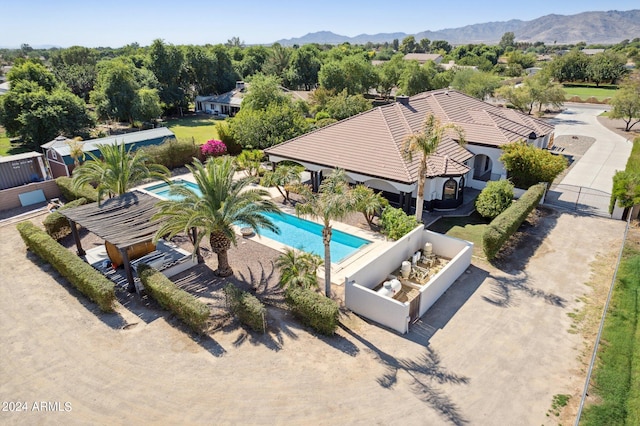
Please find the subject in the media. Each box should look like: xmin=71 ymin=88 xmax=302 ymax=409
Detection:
xmin=43 ymin=197 xmax=89 ymax=239
xmin=137 ymin=264 xmax=209 ymax=333
xmin=482 ymin=183 xmax=546 ymax=260
xmin=475 ymin=180 xmax=515 ymax=219
xmin=55 ymin=176 xmax=99 ymax=203
xmin=139 ymin=137 xmax=200 ymax=170
xmin=223 ymin=283 xmax=267 ymax=333
xmin=200 ymin=139 xmax=227 ymax=157
xmin=16 ymin=221 xmax=115 ymax=312
xmin=285 ymin=287 xmax=339 ymax=335
xmin=500 ymin=141 xmax=568 ymax=189
xmin=380 ymin=206 xmax=419 ymax=240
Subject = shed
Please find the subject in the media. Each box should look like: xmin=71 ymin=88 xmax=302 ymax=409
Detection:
xmin=42 ymin=127 xmax=176 ymax=178
xmin=0 ymin=151 xmax=51 ymax=190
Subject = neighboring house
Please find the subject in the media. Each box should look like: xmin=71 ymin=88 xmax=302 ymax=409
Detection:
xmin=582 ymin=48 xmax=605 ymax=56
xmin=265 ymin=89 xmax=554 ymax=213
xmin=41 ymin=127 xmax=176 ymax=179
xmin=195 ymin=81 xmax=246 ymax=117
xmin=403 ymin=53 xmax=443 ymax=65
xmin=525 ymin=67 xmax=542 ymax=76
xmin=439 ymin=60 xmax=478 ymax=71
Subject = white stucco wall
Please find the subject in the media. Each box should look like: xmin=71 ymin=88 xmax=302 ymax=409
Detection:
xmin=345 ymin=227 xmax=473 ymax=334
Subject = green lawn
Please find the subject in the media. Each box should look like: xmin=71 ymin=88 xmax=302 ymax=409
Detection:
xmin=166 ymin=116 xmax=221 ymax=145
xmin=563 ymin=84 xmax=618 ymax=102
xmin=427 ymin=212 xmax=489 ymax=259
xmin=0 ymin=129 xmax=31 ymax=156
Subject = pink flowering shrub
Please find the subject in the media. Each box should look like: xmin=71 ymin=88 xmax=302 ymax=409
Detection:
xmin=201 ymin=139 xmax=227 ymax=157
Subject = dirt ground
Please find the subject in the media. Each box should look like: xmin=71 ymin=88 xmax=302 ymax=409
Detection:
xmin=0 ymin=201 xmax=627 ymax=425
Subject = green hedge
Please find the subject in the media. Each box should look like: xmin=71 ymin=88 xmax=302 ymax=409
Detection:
xmin=55 ymin=176 xmax=99 ymax=203
xmin=223 ymin=283 xmax=267 ymax=333
xmin=285 ymin=287 xmax=339 ymax=335
xmin=137 ymin=264 xmax=209 ymax=333
xmin=16 ymin=221 xmax=115 ymax=312
xmin=43 ymin=198 xmax=89 ymax=239
xmin=139 ymin=138 xmax=201 ymax=170
xmin=482 ymin=183 xmax=546 ymax=260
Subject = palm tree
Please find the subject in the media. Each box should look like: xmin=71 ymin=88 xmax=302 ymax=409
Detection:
xmin=276 ymin=248 xmax=323 ymax=290
xmin=72 ymin=141 xmax=170 ymax=205
xmin=66 ymin=137 xmax=85 ymax=167
xmin=403 ymin=114 xmax=465 ymax=220
xmin=152 ymin=156 xmax=281 ymax=277
xmin=295 ymin=169 xmax=356 ymax=297
xmin=353 ymin=184 xmax=389 ymax=229
xmin=260 ymin=164 xmax=304 ymax=204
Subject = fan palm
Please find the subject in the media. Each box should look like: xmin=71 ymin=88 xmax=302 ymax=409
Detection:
xmin=295 ymin=169 xmax=356 ymax=297
xmin=72 ymin=141 xmax=170 ymax=205
xmin=403 ymin=114 xmax=465 ymax=220
xmin=152 ymin=156 xmax=281 ymax=277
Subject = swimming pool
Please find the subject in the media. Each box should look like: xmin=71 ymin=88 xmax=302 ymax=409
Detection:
xmin=142 ymin=179 xmax=370 ymax=263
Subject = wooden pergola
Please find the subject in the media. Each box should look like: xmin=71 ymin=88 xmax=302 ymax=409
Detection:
xmin=59 ymin=191 xmax=164 ymax=292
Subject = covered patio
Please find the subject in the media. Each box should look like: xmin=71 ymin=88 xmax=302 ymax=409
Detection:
xmin=58 ymin=191 xmax=197 ymax=293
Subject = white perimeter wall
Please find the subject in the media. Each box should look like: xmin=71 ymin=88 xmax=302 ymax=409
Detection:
xmin=345 ymin=227 xmax=473 ymax=334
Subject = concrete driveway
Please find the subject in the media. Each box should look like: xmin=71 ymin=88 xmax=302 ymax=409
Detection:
xmin=544 ymin=104 xmax=633 ymax=215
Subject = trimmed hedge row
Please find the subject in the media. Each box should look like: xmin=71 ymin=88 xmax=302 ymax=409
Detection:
xmin=137 ymin=264 xmax=210 ymax=333
xmin=482 ymin=183 xmax=546 ymax=260
xmin=43 ymin=198 xmax=89 ymax=239
xmin=16 ymin=221 xmax=115 ymax=312
xmin=285 ymin=287 xmax=339 ymax=335
xmin=224 ymin=283 xmax=267 ymax=333
xmin=55 ymin=176 xmax=99 ymax=203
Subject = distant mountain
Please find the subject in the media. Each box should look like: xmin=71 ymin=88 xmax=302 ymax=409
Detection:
xmin=274 ymin=9 xmax=640 ymax=46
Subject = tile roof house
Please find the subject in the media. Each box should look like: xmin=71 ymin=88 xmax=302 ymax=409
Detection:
xmin=264 ymin=89 xmax=554 ymax=213
xmin=42 ymin=127 xmax=176 ymax=179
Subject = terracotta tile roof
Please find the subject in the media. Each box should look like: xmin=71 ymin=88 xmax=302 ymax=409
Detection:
xmin=265 ymin=89 xmax=553 ymax=184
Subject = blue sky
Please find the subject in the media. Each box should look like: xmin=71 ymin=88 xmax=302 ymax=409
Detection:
xmin=3 ymin=0 xmax=639 ymax=48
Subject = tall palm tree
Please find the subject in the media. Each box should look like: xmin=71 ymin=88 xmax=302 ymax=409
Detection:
xmin=403 ymin=114 xmax=465 ymax=220
xmin=152 ymin=156 xmax=281 ymax=277
xmin=72 ymin=141 xmax=170 ymax=205
xmin=295 ymin=169 xmax=356 ymax=297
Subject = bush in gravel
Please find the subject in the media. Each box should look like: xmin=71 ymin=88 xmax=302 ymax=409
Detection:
xmin=223 ymin=283 xmax=267 ymax=333
xmin=137 ymin=264 xmax=210 ymax=334
xmin=43 ymin=197 xmax=89 ymax=239
xmin=284 ymin=287 xmax=339 ymax=335
xmin=476 ymin=180 xmax=515 ymax=219
xmin=55 ymin=176 xmax=99 ymax=203
xmin=482 ymin=183 xmax=546 ymax=260
xmin=16 ymin=221 xmax=115 ymax=312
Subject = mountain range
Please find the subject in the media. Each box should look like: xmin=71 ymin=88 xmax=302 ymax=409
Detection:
xmin=275 ymin=9 xmax=640 ymax=46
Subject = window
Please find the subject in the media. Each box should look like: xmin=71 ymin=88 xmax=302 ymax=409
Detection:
xmin=50 ymin=150 xmax=57 ymax=160
xmin=443 ymin=178 xmax=457 ymax=200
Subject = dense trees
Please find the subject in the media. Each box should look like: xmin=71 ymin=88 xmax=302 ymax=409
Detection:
xmin=497 ymin=71 xmax=565 ymax=114
xmin=0 ymin=61 xmax=94 ymax=146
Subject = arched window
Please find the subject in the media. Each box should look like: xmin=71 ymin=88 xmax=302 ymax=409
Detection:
xmin=443 ymin=178 xmax=457 ymax=200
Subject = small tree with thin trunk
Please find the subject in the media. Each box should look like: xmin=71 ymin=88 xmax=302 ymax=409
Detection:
xmin=260 ymin=164 xmax=304 ymax=204
xmin=294 ymin=169 xmax=356 ymax=297
xmin=353 ymin=184 xmax=389 ymax=229
xmin=403 ymin=114 xmax=465 ymax=220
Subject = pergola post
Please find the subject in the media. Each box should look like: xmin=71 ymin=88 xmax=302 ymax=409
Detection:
xmin=68 ymin=219 xmax=85 ymax=256
xmin=120 ymin=247 xmax=137 ymax=294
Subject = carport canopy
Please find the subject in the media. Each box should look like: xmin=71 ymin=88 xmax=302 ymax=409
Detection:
xmin=58 ymin=191 xmax=164 ymax=291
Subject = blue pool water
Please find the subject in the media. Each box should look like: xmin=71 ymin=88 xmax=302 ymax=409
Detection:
xmin=144 ymin=180 xmax=370 ymax=263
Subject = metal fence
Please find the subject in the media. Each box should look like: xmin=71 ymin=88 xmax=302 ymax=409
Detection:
xmin=544 ymin=184 xmax=612 ymax=218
